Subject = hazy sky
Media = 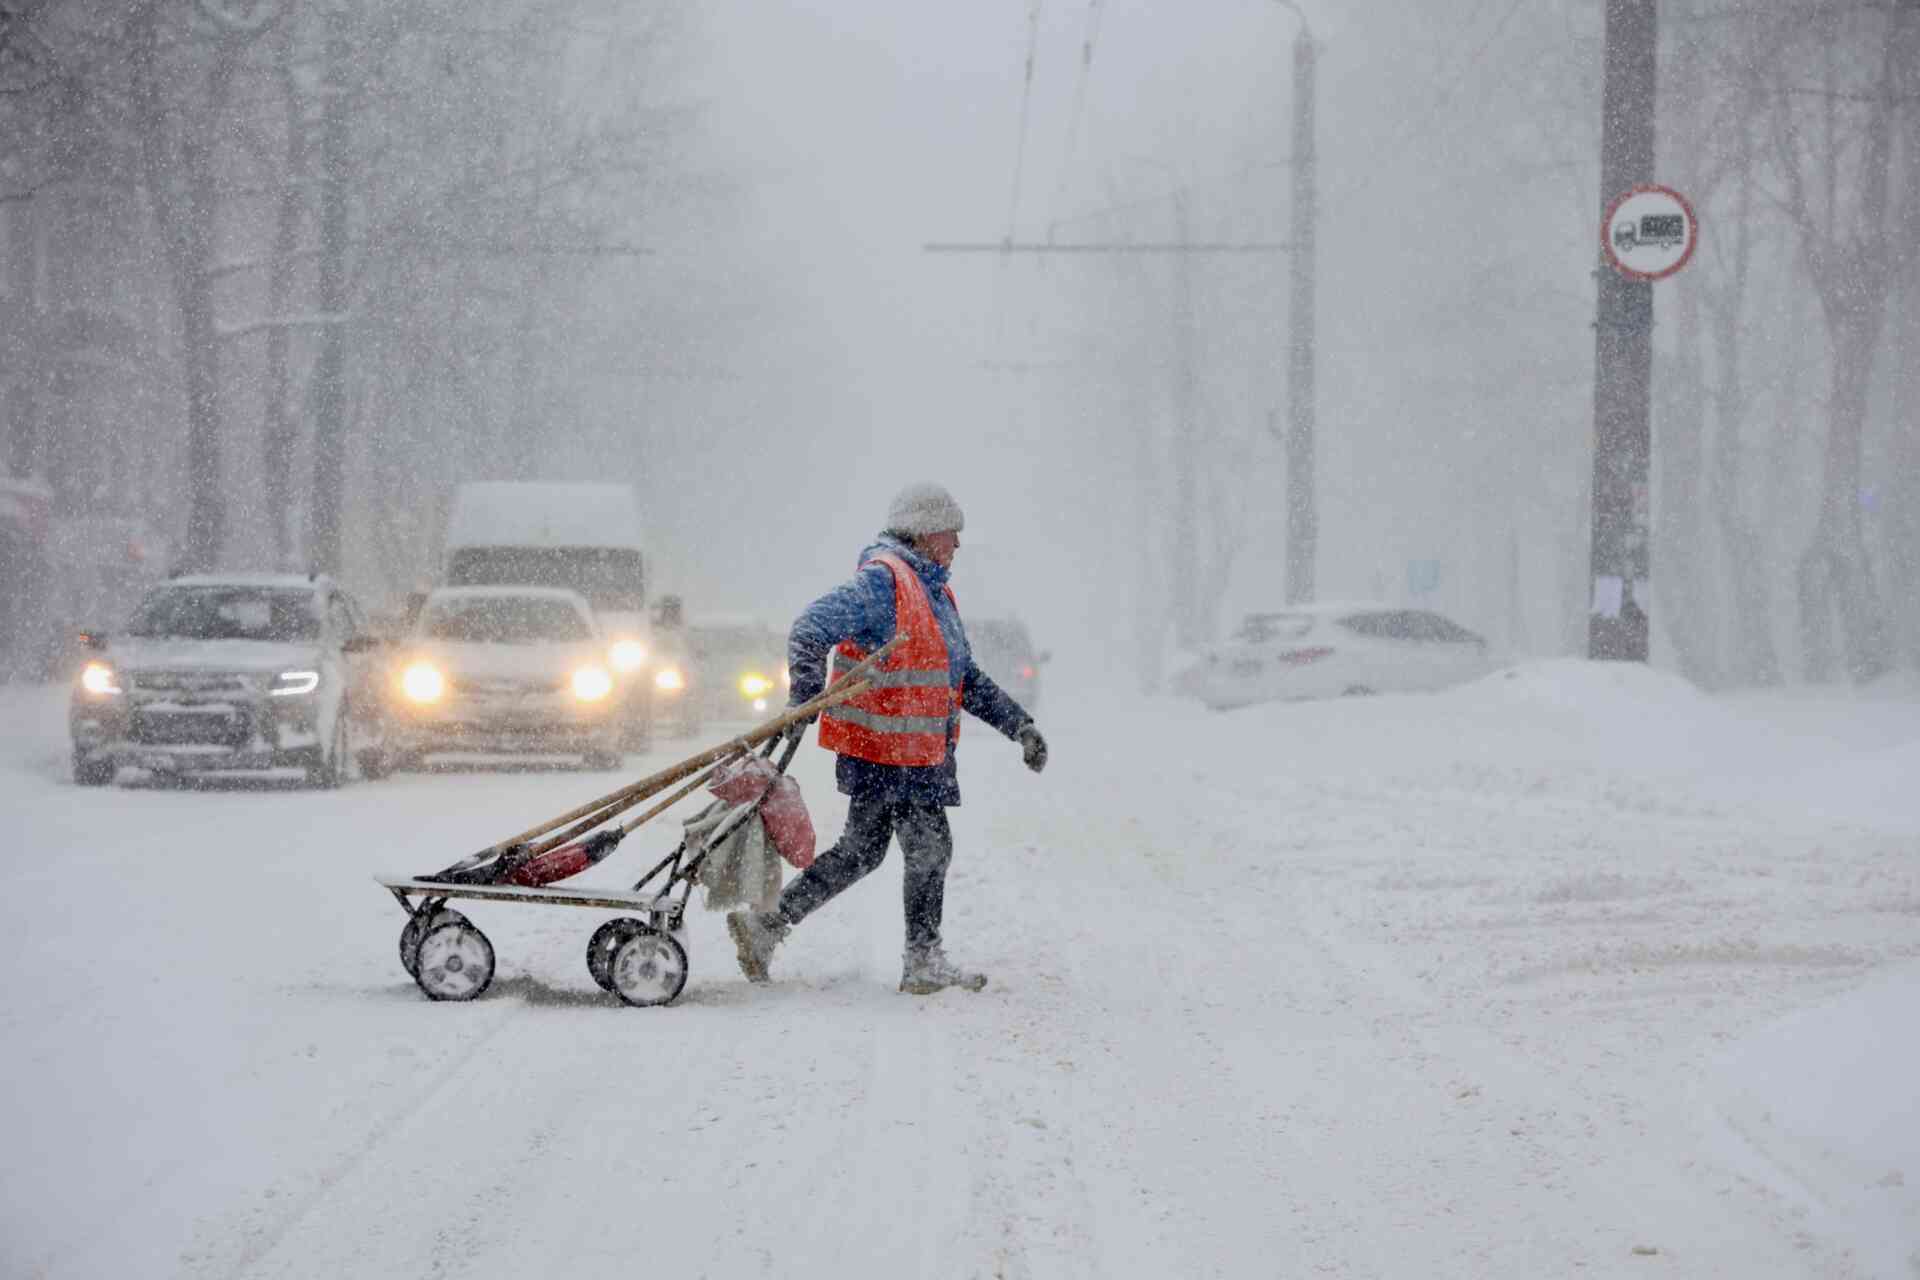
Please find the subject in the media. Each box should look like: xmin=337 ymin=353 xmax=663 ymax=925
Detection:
xmin=608 ymin=1 xmax=1608 ymax=681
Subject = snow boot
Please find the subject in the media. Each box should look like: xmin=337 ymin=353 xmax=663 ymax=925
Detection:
xmin=726 ymin=910 xmax=789 ymax=984
xmin=899 ymin=944 xmax=987 ymax=995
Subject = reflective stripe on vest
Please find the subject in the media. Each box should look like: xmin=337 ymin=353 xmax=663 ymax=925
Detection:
xmin=817 ymin=551 xmax=962 ymax=767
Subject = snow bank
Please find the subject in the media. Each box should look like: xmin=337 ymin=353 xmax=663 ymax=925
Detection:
xmin=1705 ymin=961 xmax=1920 ymax=1279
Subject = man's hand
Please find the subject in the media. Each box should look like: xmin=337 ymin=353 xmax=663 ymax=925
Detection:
xmin=1016 ymin=723 xmax=1048 ymax=774
xmin=778 ymin=708 xmax=818 ymax=750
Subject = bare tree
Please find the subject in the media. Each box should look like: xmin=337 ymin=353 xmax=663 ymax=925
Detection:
xmin=1758 ymin=3 xmax=1914 ymax=681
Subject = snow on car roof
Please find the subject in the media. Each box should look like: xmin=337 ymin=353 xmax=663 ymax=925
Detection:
xmin=1242 ymin=600 xmax=1394 ymax=618
xmin=161 ymin=573 xmax=326 ymax=592
xmin=425 ymin=584 xmax=592 ymax=608
xmin=690 ymin=614 xmax=776 ymax=632
xmin=444 ymin=483 xmax=643 ymax=549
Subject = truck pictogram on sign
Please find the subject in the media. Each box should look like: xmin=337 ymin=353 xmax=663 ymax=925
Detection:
xmin=1601 ymin=185 xmax=1698 ymax=281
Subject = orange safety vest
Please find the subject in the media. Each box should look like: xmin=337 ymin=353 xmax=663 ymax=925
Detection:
xmin=817 ymin=551 xmax=963 ymax=767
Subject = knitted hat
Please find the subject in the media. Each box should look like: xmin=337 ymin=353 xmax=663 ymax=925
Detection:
xmin=884 ymin=482 xmax=965 ymax=537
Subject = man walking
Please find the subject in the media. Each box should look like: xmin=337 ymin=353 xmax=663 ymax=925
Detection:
xmin=726 ymin=482 xmax=1048 ymax=994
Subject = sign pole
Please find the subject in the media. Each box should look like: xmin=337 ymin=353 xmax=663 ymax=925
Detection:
xmin=1587 ymin=0 xmax=1659 ymax=662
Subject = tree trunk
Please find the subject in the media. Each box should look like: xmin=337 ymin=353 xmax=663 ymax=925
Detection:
xmin=262 ymin=20 xmax=306 ymax=570
xmin=1707 ymin=301 xmax=1780 ymax=687
xmin=1655 ymin=278 xmax=1714 ymax=684
xmin=307 ymin=0 xmax=351 ymax=575
xmin=1705 ymin=118 xmax=1780 ymax=687
xmin=132 ymin=5 xmax=238 ymax=574
xmin=1797 ymin=311 xmax=1891 ymax=682
xmin=177 ymin=186 xmax=223 ymax=572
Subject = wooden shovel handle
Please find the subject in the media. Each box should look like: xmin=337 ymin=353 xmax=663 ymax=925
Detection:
xmin=523 ymin=752 xmax=740 ymax=857
xmin=480 ymin=635 xmax=900 ymax=855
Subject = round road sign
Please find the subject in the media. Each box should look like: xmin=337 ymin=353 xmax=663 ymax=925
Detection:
xmin=1602 ymin=185 xmax=1698 ymax=281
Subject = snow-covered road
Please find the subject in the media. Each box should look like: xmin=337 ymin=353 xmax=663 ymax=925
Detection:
xmin=3 ymin=665 xmax=1916 ymax=1279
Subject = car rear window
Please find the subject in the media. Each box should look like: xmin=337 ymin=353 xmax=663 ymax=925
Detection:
xmin=1235 ymin=613 xmax=1313 ymax=643
xmin=127 ymin=587 xmax=320 ymax=642
xmin=424 ymin=597 xmax=591 ymax=644
xmin=1338 ymin=610 xmax=1482 ymax=644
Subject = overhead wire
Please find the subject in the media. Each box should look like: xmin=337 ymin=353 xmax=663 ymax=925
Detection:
xmin=987 ymin=0 xmax=1048 ymax=361
xmin=1002 ymin=0 xmax=1046 ymax=241
xmin=1043 ymin=0 xmax=1107 ymax=241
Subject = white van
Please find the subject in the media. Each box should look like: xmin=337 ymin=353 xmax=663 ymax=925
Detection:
xmin=443 ymin=482 xmax=656 ymax=746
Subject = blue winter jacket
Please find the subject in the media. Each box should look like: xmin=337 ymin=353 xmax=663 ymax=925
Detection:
xmin=788 ymin=535 xmax=1032 ymax=806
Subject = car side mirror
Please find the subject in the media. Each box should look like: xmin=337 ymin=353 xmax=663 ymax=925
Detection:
xmin=77 ymin=629 xmax=109 ymax=652
xmin=342 ymin=634 xmax=384 ymax=654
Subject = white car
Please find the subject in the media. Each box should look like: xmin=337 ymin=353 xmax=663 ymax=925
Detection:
xmin=67 ymin=573 xmax=387 ymax=787
xmin=382 ymin=586 xmax=624 ymax=771
xmin=1175 ymin=603 xmax=1494 ymax=710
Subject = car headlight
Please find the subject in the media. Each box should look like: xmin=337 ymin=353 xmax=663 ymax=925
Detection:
xmin=270 ymin=669 xmax=320 ymax=697
xmin=654 ymin=666 xmax=684 ymax=693
xmin=739 ymin=672 xmax=773 ymax=698
xmin=400 ymin=662 xmax=445 ymax=704
xmin=608 ymin=639 xmax=647 ymax=673
xmin=80 ymin=662 xmax=122 ymax=697
xmin=572 ymin=665 xmax=614 ymax=702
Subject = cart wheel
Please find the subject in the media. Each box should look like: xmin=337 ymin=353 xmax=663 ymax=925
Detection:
xmin=608 ymin=930 xmax=688 ymax=1007
xmin=414 ymin=919 xmax=495 ymax=1001
xmin=585 ymin=917 xmax=648 ymax=991
xmin=399 ymin=908 xmax=469 ymax=977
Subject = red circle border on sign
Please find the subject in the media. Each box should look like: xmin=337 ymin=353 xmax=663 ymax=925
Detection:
xmin=1601 ymin=183 xmax=1699 ymax=282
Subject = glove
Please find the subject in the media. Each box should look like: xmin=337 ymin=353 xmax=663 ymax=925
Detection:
xmin=778 ymin=708 xmax=817 ymax=749
xmin=1016 ymin=723 xmax=1048 ymax=774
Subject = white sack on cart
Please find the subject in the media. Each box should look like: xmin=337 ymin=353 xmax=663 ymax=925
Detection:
xmin=685 ymin=800 xmax=782 ymax=914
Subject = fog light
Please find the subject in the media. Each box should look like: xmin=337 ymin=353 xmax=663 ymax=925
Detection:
xmin=80 ymin=662 xmax=122 ymax=697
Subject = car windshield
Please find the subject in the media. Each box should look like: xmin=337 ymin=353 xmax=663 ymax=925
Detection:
xmin=692 ymin=627 xmax=777 ymax=661
xmin=423 ymin=596 xmax=591 ymax=644
xmin=445 ymin=547 xmax=643 ymax=612
xmin=127 ymin=587 xmax=320 ymax=642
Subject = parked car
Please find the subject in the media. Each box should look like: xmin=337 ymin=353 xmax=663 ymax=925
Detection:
xmin=382 ymin=585 xmax=623 ymax=771
xmin=67 ymin=573 xmax=387 ymax=787
xmin=683 ymin=617 xmax=787 ymax=728
xmin=968 ymin=615 xmax=1048 ymax=713
xmin=1174 ymin=603 xmax=1494 ymax=710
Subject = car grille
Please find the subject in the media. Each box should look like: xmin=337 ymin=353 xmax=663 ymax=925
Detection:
xmin=131 ymin=670 xmax=257 ymax=696
xmin=132 ymin=708 xmax=250 ymax=747
xmin=451 ymin=676 xmax=564 ymax=696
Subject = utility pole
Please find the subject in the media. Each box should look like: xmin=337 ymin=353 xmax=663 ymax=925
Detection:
xmin=1587 ymin=0 xmax=1657 ymax=661
xmin=1284 ymin=22 xmax=1317 ymax=606
xmin=1172 ymin=194 xmax=1201 ymax=647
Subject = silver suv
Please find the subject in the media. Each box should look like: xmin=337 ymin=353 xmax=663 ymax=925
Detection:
xmin=68 ymin=573 xmax=387 ymax=787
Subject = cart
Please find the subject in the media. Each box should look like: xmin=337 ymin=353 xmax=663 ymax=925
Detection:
xmin=374 ymin=638 xmax=897 ymax=1008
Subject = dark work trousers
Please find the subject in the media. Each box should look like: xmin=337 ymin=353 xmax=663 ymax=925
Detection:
xmin=775 ymin=791 xmax=954 ymax=951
